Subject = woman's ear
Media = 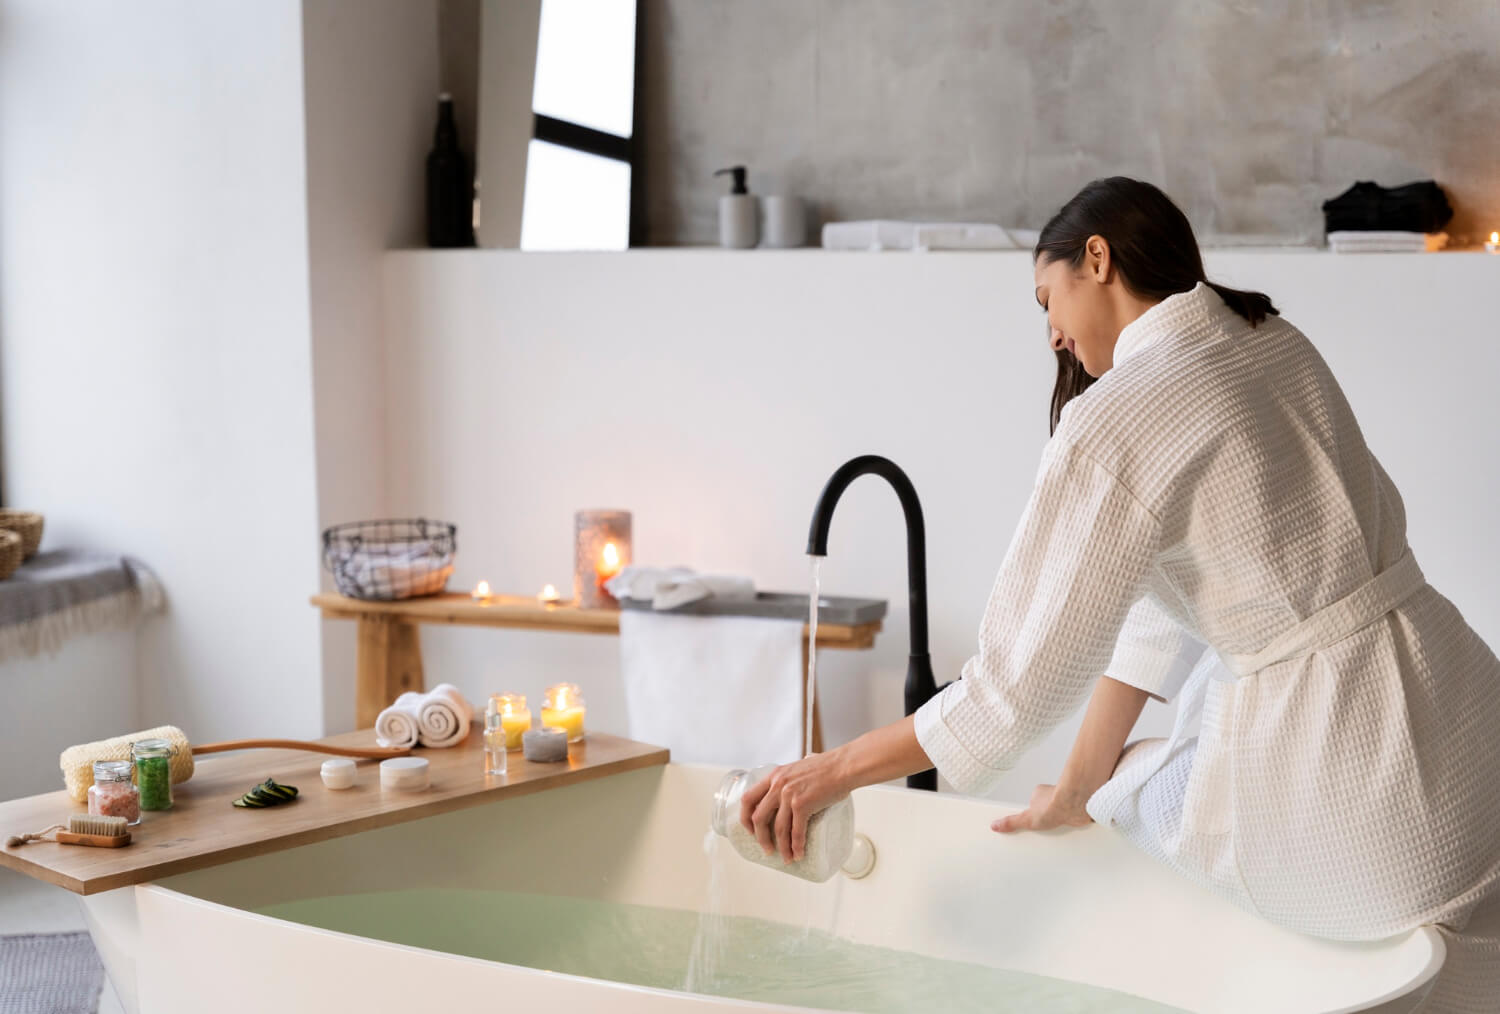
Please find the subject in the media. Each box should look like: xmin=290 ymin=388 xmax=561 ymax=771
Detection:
xmin=1085 ymin=234 xmax=1112 ymax=283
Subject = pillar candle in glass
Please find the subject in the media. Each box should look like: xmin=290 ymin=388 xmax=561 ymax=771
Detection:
xmin=574 ymin=509 xmax=632 ymax=609
xmin=490 ymin=692 xmax=533 ymax=750
xmin=541 ymin=682 xmax=586 ymax=743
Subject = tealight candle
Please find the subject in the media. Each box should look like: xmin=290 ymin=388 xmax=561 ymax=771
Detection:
xmin=1487 ymin=232 xmax=1499 ymax=255
xmin=472 ymin=579 xmax=492 ymax=602
xmin=488 ymin=692 xmax=533 ymax=750
xmin=538 ymin=583 xmax=562 ymax=605
xmin=522 ymin=726 xmax=569 ymax=763
xmin=541 ymin=682 xmax=586 ymax=743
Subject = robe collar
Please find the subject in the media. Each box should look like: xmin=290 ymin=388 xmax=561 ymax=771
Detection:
xmin=1112 ymin=281 xmax=1235 ymax=368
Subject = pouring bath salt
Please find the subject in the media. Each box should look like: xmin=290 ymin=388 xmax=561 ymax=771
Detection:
xmin=711 ymin=764 xmax=855 ymax=883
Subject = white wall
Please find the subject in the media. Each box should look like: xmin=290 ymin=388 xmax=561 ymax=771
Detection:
xmin=0 ymin=1 xmax=325 ymax=743
xmin=383 ymin=248 xmax=1500 ymax=802
xmin=302 ymin=0 xmax=441 ymax=733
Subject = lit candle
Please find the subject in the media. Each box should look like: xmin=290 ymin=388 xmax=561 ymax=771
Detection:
xmin=471 ymin=579 xmax=492 ymax=602
xmin=1487 ymin=232 xmax=1500 ymax=255
xmin=597 ymin=542 xmax=623 ymax=586
xmin=538 ymin=583 xmax=561 ymax=606
xmin=541 ymin=682 xmax=586 ymax=743
xmin=489 ymin=693 xmax=533 ymax=750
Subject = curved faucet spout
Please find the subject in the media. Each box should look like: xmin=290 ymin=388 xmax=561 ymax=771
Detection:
xmin=806 ymin=454 xmax=943 ymax=790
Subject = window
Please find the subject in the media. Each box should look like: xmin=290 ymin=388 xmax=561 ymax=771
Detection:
xmin=519 ymin=0 xmax=638 ymax=251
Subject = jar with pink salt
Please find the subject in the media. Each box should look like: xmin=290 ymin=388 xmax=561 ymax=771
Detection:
xmin=87 ymin=760 xmax=140 ymax=825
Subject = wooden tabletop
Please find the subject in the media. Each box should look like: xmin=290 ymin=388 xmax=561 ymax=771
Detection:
xmin=0 ymin=728 xmax=668 ymax=896
xmin=312 ymin=592 xmax=883 ymax=649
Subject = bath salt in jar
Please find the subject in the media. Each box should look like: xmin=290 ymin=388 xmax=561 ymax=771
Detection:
xmin=87 ymin=760 xmax=140 ymax=826
xmin=710 ymin=764 xmax=854 ymax=883
xmin=132 ymin=738 xmax=175 ymax=811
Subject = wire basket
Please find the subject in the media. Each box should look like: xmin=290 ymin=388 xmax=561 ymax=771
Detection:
xmin=322 ymin=519 xmax=457 ymax=601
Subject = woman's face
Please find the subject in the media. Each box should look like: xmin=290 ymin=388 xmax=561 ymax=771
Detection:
xmin=1033 ymin=237 xmax=1118 ymax=377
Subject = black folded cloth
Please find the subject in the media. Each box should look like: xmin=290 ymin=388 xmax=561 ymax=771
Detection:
xmin=1322 ymin=180 xmax=1453 ymax=234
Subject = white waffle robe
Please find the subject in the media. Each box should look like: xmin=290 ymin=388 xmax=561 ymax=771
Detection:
xmin=915 ymin=282 xmax=1500 ymax=1012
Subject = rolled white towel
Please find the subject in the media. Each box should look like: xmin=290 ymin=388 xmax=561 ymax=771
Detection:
xmin=417 ymin=683 xmax=474 ymax=748
xmin=375 ymin=691 xmax=423 ymax=749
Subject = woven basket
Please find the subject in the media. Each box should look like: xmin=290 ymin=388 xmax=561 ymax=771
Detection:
xmin=0 ymin=530 xmax=21 ymax=581
xmin=0 ymin=510 xmax=43 ymax=558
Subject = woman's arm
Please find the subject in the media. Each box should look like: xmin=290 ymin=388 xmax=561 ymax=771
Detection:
xmin=740 ymin=714 xmax=932 ymax=863
xmin=992 ymin=674 xmax=1149 ymax=832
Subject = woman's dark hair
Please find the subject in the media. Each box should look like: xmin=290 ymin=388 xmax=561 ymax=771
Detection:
xmin=1034 ymin=177 xmax=1278 ymax=434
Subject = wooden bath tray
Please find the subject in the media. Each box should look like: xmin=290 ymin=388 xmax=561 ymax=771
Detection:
xmin=0 ymin=727 xmax=667 ymax=896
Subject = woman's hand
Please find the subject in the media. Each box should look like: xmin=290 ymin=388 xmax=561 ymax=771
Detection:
xmin=739 ymin=751 xmax=851 ymax=864
xmin=991 ymin=782 xmax=1094 ymax=834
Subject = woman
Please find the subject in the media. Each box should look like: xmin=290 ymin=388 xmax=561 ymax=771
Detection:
xmin=741 ymin=178 xmax=1500 ymax=1012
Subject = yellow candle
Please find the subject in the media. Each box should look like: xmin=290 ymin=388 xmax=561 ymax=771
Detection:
xmin=540 ymin=705 xmax=585 ymax=743
xmin=501 ymin=708 xmax=532 ymax=750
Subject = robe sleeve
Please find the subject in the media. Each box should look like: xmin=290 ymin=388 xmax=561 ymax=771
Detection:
xmin=1105 ymin=593 xmax=1210 ymax=704
xmin=914 ymin=437 xmax=1163 ymax=796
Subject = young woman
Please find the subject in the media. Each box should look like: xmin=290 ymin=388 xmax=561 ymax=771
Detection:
xmin=741 ymin=178 xmax=1500 ymax=1012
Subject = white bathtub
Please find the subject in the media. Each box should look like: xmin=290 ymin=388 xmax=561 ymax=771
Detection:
xmin=80 ymin=763 xmax=1442 ymax=1013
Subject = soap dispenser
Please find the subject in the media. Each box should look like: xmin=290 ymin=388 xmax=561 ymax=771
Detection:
xmin=714 ymin=166 xmax=757 ymax=249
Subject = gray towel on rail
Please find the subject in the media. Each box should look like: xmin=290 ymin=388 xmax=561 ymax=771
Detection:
xmin=0 ymin=550 xmax=163 ymax=662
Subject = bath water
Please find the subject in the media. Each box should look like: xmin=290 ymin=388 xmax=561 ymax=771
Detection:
xmin=257 ymin=888 xmax=1186 ymax=1013
xmin=806 ymin=555 xmax=821 ymax=757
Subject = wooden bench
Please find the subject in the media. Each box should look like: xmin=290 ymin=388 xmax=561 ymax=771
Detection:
xmin=312 ymin=592 xmax=885 ymax=753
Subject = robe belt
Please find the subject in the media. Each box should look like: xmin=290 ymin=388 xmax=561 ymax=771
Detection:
xmin=1215 ymin=547 xmax=1426 ymax=680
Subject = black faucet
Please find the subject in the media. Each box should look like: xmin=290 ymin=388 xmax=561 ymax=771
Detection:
xmin=807 ymin=455 xmax=946 ymax=791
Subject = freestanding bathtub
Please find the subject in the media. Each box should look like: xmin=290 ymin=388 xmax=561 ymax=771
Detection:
xmin=79 ymin=762 xmax=1442 ymax=1013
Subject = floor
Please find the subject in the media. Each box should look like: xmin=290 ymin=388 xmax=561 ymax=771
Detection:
xmin=0 ymin=866 xmax=125 ymax=1014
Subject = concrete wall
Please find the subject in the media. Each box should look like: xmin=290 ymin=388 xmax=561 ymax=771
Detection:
xmin=633 ymin=0 xmax=1500 ymax=246
xmin=382 ymin=247 xmax=1500 ymax=803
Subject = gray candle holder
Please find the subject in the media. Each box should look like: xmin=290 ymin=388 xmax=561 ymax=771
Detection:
xmin=574 ymin=509 xmax=632 ymax=609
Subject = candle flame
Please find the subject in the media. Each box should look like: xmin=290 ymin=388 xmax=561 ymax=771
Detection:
xmin=602 ymin=542 xmax=620 ymax=570
xmin=555 ymin=686 xmax=570 ymax=709
xmin=473 ymin=579 xmax=491 ymax=599
xmin=539 ymin=583 xmax=559 ymax=602
xmin=1492 ymin=232 xmax=1498 ymax=245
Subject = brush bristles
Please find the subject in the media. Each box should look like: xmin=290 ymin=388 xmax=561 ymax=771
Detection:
xmin=69 ymin=815 xmax=127 ymax=837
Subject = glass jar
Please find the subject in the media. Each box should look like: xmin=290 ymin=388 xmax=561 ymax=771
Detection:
xmin=87 ymin=760 xmax=140 ymax=825
xmin=489 ymin=692 xmax=532 ymax=750
xmin=540 ymin=683 xmax=586 ymax=743
xmin=710 ymin=764 xmax=854 ymax=884
xmin=132 ymin=738 xmax=174 ymax=811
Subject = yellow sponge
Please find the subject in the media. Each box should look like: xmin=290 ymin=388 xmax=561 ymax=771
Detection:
xmin=60 ymin=726 xmax=195 ymax=803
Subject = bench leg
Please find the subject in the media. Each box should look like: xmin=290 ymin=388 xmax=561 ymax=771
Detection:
xmin=356 ymin=616 xmax=425 ymax=729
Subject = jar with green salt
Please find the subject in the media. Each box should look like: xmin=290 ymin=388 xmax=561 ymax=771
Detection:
xmin=132 ymin=738 xmax=175 ymax=811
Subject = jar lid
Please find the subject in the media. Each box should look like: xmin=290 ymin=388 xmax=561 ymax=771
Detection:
xmin=132 ymin=738 xmax=173 ymax=756
xmin=320 ymin=758 xmax=356 ymax=775
xmin=380 ymin=756 xmax=430 ymax=791
xmin=93 ymin=759 xmax=134 ymax=782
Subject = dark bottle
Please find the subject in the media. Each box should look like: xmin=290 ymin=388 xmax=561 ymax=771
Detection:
xmin=426 ymin=93 xmax=476 ymax=248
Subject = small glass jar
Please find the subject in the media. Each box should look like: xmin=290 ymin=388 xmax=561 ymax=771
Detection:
xmin=489 ymin=693 xmax=532 ymax=751
xmin=541 ymin=683 xmax=586 ymax=743
xmin=132 ymin=738 xmax=174 ymax=811
xmin=87 ymin=760 xmax=140 ymax=825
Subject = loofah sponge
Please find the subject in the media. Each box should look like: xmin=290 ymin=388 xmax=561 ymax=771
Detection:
xmin=60 ymin=725 xmax=195 ymax=802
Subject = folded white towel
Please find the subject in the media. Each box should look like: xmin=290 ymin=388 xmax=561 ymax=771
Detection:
xmin=1327 ymin=230 xmax=1447 ymax=253
xmin=619 ymin=611 xmax=804 ymax=766
xmin=417 ymin=683 xmax=474 ymax=748
xmin=375 ymin=691 xmax=423 ymax=749
xmin=605 ymin=566 xmax=756 ymax=611
xmin=821 ymin=219 xmax=1029 ymax=252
